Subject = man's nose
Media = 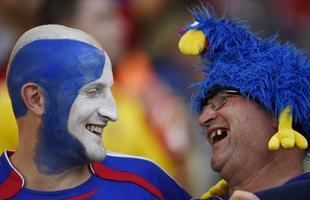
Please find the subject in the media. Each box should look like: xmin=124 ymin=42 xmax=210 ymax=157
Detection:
xmin=97 ymin=94 xmax=118 ymax=121
xmin=198 ymin=106 xmax=217 ymax=127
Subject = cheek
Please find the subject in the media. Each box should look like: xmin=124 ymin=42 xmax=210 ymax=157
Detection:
xmin=69 ymin=98 xmax=98 ymax=123
xmin=228 ymin=105 xmax=273 ymax=150
xmin=222 ymin=105 xmax=255 ymax=141
xmin=225 ymin=100 xmax=261 ymax=126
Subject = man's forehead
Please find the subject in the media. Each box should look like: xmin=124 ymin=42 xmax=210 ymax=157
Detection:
xmin=101 ymin=53 xmax=113 ymax=84
xmin=80 ymin=53 xmax=113 ymax=89
xmin=7 ymin=24 xmax=103 ymax=77
xmin=7 ymin=24 xmax=109 ymax=118
xmin=7 ymin=39 xmax=106 ymax=116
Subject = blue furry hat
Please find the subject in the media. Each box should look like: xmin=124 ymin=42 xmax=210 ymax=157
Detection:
xmin=178 ymin=8 xmax=310 ymax=151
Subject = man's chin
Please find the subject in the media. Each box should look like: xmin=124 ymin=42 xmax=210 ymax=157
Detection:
xmin=74 ymin=132 xmax=107 ymax=162
xmin=211 ymin=158 xmax=224 ymax=173
xmin=86 ymin=146 xmax=106 ymax=162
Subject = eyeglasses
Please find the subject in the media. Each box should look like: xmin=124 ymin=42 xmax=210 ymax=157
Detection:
xmin=202 ymin=89 xmax=241 ymax=111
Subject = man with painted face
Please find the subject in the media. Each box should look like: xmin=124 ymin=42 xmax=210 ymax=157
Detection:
xmin=0 ymin=25 xmax=191 ymax=200
xmin=178 ymin=6 xmax=310 ymax=200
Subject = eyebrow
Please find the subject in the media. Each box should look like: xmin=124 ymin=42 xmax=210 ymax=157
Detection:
xmin=80 ymin=82 xmax=105 ymax=91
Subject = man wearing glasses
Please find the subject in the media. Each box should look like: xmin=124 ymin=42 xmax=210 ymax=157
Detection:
xmin=179 ymin=6 xmax=310 ymax=200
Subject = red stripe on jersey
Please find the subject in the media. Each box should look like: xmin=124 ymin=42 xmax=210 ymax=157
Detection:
xmin=66 ymin=189 xmax=99 ymax=200
xmin=91 ymin=162 xmax=164 ymax=200
xmin=0 ymin=170 xmax=23 ymax=199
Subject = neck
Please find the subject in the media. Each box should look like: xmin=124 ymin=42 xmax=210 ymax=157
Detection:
xmin=12 ymin=117 xmax=91 ymax=191
xmin=224 ymin=150 xmax=304 ymax=195
xmin=10 ymin=150 xmax=91 ymax=191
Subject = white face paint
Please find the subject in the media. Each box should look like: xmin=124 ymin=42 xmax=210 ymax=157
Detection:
xmin=67 ymin=53 xmax=118 ymax=162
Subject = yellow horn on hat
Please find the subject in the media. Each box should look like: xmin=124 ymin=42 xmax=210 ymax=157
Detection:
xmin=268 ymin=105 xmax=308 ymax=150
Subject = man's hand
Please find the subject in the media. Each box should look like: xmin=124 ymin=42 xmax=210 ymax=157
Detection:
xmin=230 ymin=190 xmax=260 ymax=200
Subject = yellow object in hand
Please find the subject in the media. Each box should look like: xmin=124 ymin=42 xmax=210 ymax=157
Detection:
xmin=200 ymin=179 xmax=228 ymax=199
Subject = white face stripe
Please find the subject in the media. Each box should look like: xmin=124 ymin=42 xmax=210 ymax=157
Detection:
xmin=99 ymin=52 xmax=113 ymax=86
xmin=67 ymin=53 xmax=117 ymax=161
xmin=78 ymin=52 xmax=113 ymax=91
xmin=7 ymin=24 xmax=102 ymax=79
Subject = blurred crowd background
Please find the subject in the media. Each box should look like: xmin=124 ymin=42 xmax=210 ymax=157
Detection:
xmin=0 ymin=0 xmax=309 ymax=197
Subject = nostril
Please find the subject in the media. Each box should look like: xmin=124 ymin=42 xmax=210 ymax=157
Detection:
xmin=198 ymin=109 xmax=217 ymax=127
xmin=199 ymin=119 xmax=211 ymax=129
xmin=97 ymin=107 xmax=118 ymax=121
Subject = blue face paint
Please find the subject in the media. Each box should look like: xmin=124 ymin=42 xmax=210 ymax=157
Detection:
xmin=8 ymin=39 xmax=105 ymax=174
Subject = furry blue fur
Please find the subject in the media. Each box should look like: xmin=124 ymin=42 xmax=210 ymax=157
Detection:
xmin=183 ymin=8 xmax=310 ymax=139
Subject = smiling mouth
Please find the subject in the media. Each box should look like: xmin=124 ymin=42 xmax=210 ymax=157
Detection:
xmin=85 ymin=124 xmax=105 ymax=135
xmin=210 ymin=129 xmax=229 ymax=145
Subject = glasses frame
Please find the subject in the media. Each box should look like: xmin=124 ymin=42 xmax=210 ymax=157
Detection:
xmin=203 ymin=89 xmax=241 ymax=111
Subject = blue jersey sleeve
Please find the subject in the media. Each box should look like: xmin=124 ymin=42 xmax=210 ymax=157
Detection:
xmin=103 ymin=153 xmax=192 ymax=200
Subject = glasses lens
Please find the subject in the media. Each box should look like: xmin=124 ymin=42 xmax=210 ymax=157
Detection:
xmin=203 ymin=89 xmax=240 ymax=111
xmin=208 ymin=90 xmax=227 ymax=111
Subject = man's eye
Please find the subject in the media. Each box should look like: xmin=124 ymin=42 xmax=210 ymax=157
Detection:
xmin=86 ymin=88 xmax=101 ymax=95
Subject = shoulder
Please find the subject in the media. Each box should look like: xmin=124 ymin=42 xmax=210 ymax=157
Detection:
xmin=256 ymin=173 xmax=310 ymax=200
xmin=103 ymin=152 xmax=165 ymax=174
xmin=101 ymin=152 xmax=176 ymax=185
xmin=100 ymin=152 xmax=192 ymax=200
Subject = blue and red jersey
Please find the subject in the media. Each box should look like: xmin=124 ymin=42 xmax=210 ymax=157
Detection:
xmin=0 ymin=151 xmax=191 ymax=200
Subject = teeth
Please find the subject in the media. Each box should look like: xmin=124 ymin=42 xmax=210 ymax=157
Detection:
xmin=210 ymin=132 xmax=216 ymax=140
xmin=210 ymin=129 xmax=228 ymax=144
xmin=86 ymin=124 xmax=104 ymax=135
xmin=210 ymin=129 xmax=222 ymax=140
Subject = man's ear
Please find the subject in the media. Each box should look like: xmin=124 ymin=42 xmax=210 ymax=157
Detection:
xmin=21 ymin=83 xmax=45 ymax=116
